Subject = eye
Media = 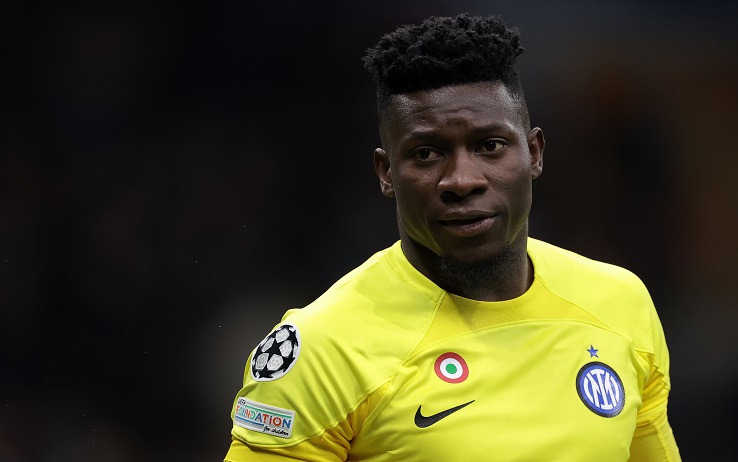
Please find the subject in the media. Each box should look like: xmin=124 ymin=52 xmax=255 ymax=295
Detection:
xmin=478 ymin=140 xmax=506 ymax=153
xmin=412 ymin=147 xmax=443 ymax=161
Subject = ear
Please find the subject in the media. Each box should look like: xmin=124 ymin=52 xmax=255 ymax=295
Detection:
xmin=527 ymin=127 xmax=545 ymax=179
xmin=373 ymin=148 xmax=395 ymax=197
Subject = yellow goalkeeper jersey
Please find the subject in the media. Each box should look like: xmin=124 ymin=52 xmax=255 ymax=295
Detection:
xmin=225 ymin=238 xmax=680 ymax=461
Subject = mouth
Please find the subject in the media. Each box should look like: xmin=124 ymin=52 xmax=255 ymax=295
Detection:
xmin=438 ymin=215 xmax=495 ymax=237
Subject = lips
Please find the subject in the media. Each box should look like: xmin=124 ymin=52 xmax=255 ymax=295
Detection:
xmin=438 ymin=215 xmax=496 ymax=238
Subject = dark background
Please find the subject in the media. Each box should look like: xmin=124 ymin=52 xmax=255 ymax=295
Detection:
xmin=2 ymin=1 xmax=737 ymax=460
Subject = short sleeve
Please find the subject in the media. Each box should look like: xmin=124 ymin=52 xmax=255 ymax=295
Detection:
xmin=224 ymin=310 xmax=391 ymax=461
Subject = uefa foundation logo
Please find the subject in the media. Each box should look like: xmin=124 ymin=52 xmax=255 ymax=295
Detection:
xmin=234 ymin=397 xmax=296 ymax=438
xmin=576 ymin=362 xmax=625 ymax=417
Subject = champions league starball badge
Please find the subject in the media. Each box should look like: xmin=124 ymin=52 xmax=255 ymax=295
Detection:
xmin=576 ymin=362 xmax=625 ymax=417
xmin=250 ymin=323 xmax=301 ymax=381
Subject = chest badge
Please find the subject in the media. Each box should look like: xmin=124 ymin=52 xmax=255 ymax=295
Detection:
xmin=434 ymin=352 xmax=469 ymax=383
xmin=576 ymin=362 xmax=625 ymax=417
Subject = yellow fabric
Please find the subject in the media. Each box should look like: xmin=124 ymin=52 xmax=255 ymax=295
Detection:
xmin=629 ymin=400 xmax=680 ymax=461
xmin=225 ymin=238 xmax=680 ymax=461
xmin=225 ymin=383 xmax=390 ymax=461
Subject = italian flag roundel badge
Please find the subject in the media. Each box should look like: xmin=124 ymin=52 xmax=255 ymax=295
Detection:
xmin=434 ymin=352 xmax=469 ymax=383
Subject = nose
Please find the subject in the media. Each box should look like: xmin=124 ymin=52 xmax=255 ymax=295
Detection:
xmin=437 ymin=151 xmax=487 ymax=199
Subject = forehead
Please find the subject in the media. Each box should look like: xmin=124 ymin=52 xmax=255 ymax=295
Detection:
xmin=382 ymin=82 xmax=525 ymax=141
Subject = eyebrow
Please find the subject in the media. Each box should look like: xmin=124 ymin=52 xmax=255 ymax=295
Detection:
xmin=401 ymin=123 xmax=515 ymax=142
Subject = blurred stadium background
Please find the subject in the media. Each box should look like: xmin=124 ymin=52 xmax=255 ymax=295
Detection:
xmin=1 ymin=1 xmax=737 ymax=460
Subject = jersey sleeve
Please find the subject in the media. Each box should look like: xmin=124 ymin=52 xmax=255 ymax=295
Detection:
xmin=224 ymin=383 xmax=388 ymax=462
xmin=628 ymin=299 xmax=681 ymax=461
xmin=223 ymin=309 xmax=392 ymax=462
xmin=224 ymin=423 xmax=350 ymax=462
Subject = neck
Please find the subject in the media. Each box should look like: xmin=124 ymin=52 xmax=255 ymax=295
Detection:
xmin=400 ymin=234 xmax=533 ymax=302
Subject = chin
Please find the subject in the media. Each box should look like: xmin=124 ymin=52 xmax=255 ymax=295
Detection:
xmin=443 ymin=239 xmax=513 ymax=264
xmin=436 ymin=243 xmax=519 ymax=296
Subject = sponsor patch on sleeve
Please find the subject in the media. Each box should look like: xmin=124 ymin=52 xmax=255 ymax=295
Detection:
xmin=234 ymin=397 xmax=296 ymax=438
xmin=250 ymin=323 xmax=301 ymax=382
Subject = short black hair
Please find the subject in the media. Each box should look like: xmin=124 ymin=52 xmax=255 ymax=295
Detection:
xmin=363 ymin=13 xmax=527 ymax=120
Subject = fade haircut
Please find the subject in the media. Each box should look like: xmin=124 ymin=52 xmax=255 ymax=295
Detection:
xmin=363 ymin=14 xmax=529 ymax=127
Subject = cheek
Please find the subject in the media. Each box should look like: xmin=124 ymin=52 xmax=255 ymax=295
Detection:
xmin=395 ymin=187 xmax=423 ymax=218
xmin=493 ymin=165 xmax=534 ymax=215
xmin=394 ymin=181 xmax=435 ymax=232
xmin=393 ymin=170 xmax=435 ymax=201
xmin=500 ymin=157 xmax=534 ymax=190
xmin=508 ymin=177 xmax=534 ymax=223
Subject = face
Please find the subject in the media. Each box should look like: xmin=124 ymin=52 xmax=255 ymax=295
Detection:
xmin=374 ymin=81 xmax=544 ymax=269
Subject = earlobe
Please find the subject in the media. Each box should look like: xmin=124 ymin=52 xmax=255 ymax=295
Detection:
xmin=528 ymin=127 xmax=545 ymax=179
xmin=373 ymin=148 xmax=395 ymax=197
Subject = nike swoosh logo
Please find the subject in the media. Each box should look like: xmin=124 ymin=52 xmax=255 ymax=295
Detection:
xmin=414 ymin=400 xmax=475 ymax=428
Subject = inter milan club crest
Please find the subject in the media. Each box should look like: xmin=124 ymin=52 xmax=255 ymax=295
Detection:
xmin=434 ymin=352 xmax=469 ymax=383
xmin=250 ymin=324 xmax=301 ymax=381
xmin=576 ymin=362 xmax=625 ymax=417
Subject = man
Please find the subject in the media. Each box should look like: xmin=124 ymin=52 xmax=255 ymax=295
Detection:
xmin=224 ymin=14 xmax=680 ymax=461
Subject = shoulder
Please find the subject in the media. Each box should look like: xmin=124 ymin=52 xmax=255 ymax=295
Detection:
xmin=528 ymin=238 xmax=657 ymax=348
xmin=233 ymin=243 xmax=442 ymax=444
xmin=258 ymin=241 xmax=442 ymax=391
xmin=286 ymin=241 xmax=441 ymax=339
xmin=528 ymin=237 xmax=650 ymax=298
xmin=272 ymin=242 xmax=442 ymax=397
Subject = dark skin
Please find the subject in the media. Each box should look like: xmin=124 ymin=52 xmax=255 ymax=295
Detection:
xmin=374 ymin=81 xmax=545 ymax=302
